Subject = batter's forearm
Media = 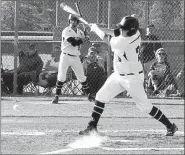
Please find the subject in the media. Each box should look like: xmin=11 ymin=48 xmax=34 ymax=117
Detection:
xmin=101 ymin=28 xmax=115 ymax=36
xmin=91 ymin=24 xmax=117 ymax=44
xmin=67 ymin=37 xmax=83 ymax=46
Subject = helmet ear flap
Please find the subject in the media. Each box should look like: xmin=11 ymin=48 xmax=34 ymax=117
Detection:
xmin=114 ymin=28 xmax=121 ymax=36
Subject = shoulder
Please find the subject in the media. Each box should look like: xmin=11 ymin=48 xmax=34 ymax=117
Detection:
xmin=62 ymin=27 xmax=71 ymax=34
xmin=63 ymin=27 xmax=69 ymax=31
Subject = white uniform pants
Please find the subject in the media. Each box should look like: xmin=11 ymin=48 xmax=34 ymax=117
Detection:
xmin=96 ymin=72 xmax=153 ymax=113
xmin=57 ymin=54 xmax=86 ymax=82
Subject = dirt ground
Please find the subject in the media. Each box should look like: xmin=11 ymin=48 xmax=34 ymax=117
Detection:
xmin=1 ymin=96 xmax=184 ymax=154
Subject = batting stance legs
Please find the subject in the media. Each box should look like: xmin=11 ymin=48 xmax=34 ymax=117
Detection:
xmin=52 ymin=54 xmax=94 ymax=104
xmin=79 ymin=72 xmax=178 ymax=136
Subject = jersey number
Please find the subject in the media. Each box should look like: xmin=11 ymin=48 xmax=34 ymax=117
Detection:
xmin=117 ymin=46 xmax=141 ymax=62
xmin=136 ymin=45 xmax=142 ymax=62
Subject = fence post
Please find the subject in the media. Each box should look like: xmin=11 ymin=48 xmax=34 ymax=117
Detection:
xmin=13 ymin=0 xmax=19 ymax=95
xmin=107 ymin=0 xmax=112 ymax=77
xmin=146 ymin=0 xmax=149 ymax=25
xmin=97 ymin=0 xmax=100 ymax=24
xmin=56 ymin=0 xmax=59 ymax=27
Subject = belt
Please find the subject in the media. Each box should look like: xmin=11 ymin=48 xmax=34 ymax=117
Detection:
xmin=63 ymin=53 xmax=76 ymax=57
xmin=120 ymin=70 xmax=143 ymax=76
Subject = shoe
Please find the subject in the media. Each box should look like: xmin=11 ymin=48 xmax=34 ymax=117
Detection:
xmin=79 ymin=121 xmax=97 ymax=135
xmin=87 ymin=93 xmax=95 ymax=102
xmin=166 ymin=123 xmax=178 ymax=136
xmin=51 ymin=96 xmax=59 ymax=104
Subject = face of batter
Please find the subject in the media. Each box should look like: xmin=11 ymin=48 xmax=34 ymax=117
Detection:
xmin=69 ymin=19 xmax=78 ymax=28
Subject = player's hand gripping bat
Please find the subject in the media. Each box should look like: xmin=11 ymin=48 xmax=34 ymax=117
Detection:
xmin=60 ymin=2 xmax=89 ymax=26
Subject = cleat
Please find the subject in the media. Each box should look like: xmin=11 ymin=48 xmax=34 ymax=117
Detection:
xmin=166 ymin=123 xmax=178 ymax=136
xmin=79 ymin=126 xmax=97 ymax=135
xmin=51 ymin=96 xmax=59 ymax=104
xmin=79 ymin=120 xmax=97 ymax=135
xmin=87 ymin=93 xmax=95 ymax=102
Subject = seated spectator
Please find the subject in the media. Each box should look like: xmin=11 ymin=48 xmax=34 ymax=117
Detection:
xmin=37 ymin=45 xmax=61 ymax=88
xmin=92 ymin=43 xmax=114 ymax=75
xmin=86 ymin=46 xmax=105 ymax=70
xmin=174 ymin=65 xmax=184 ymax=97
xmin=140 ymin=24 xmax=162 ymax=82
xmin=1 ymin=44 xmax=43 ymax=94
xmin=82 ymin=47 xmax=106 ymax=96
xmin=1 ymin=59 xmax=10 ymax=94
xmin=147 ymin=48 xmax=177 ymax=96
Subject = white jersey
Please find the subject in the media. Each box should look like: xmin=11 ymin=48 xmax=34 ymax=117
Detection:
xmin=61 ymin=26 xmax=85 ymax=56
xmin=110 ymin=31 xmax=143 ymax=74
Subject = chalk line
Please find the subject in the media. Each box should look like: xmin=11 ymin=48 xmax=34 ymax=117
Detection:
xmin=41 ymin=147 xmax=184 ymax=154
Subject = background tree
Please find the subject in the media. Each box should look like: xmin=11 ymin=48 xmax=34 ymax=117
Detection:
xmin=1 ymin=1 xmax=54 ymax=31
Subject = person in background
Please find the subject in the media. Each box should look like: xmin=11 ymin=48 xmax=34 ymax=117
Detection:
xmin=140 ymin=24 xmax=162 ymax=82
xmin=51 ymin=14 xmax=94 ymax=104
xmin=174 ymin=65 xmax=184 ymax=97
xmin=79 ymin=15 xmax=178 ymax=136
xmin=1 ymin=44 xmax=43 ymax=94
xmin=147 ymin=48 xmax=177 ymax=96
xmin=92 ymin=43 xmax=110 ymax=73
xmin=38 ymin=45 xmax=61 ymax=88
xmin=82 ymin=47 xmax=106 ymax=96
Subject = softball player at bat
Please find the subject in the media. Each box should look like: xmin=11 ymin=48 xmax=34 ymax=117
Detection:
xmin=79 ymin=15 xmax=178 ymax=136
xmin=51 ymin=14 xmax=94 ymax=104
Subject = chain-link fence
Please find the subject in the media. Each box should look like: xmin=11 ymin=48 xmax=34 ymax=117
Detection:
xmin=1 ymin=0 xmax=184 ymax=98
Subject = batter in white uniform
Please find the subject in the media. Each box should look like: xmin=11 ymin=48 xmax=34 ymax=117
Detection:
xmin=79 ymin=16 xmax=178 ymax=136
xmin=51 ymin=14 xmax=94 ymax=104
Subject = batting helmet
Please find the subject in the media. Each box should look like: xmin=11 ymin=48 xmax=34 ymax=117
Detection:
xmin=117 ymin=16 xmax=139 ymax=36
xmin=68 ymin=14 xmax=79 ymax=24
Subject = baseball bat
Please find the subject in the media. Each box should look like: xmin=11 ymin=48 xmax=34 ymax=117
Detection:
xmin=60 ymin=2 xmax=89 ymax=26
xmin=75 ymin=1 xmax=87 ymax=35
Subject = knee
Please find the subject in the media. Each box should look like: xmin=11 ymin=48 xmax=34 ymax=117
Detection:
xmin=137 ymin=102 xmax=153 ymax=113
xmin=78 ymin=77 xmax=87 ymax=83
xmin=95 ymin=91 xmax=109 ymax=103
xmin=57 ymin=74 xmax=66 ymax=82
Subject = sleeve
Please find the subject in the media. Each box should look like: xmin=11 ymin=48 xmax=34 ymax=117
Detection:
xmin=82 ymin=60 xmax=88 ymax=75
xmin=62 ymin=28 xmax=83 ymax=46
xmin=35 ymin=55 xmax=44 ymax=75
xmin=67 ymin=37 xmax=83 ymax=46
xmin=62 ymin=28 xmax=71 ymax=40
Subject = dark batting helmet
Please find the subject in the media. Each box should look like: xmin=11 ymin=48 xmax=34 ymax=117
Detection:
xmin=117 ymin=16 xmax=139 ymax=36
xmin=68 ymin=14 xmax=79 ymax=24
